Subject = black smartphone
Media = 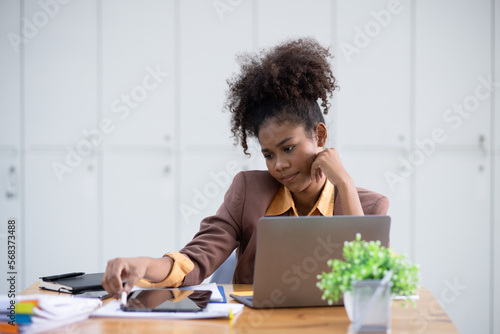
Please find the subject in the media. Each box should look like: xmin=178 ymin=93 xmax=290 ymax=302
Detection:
xmin=121 ymin=289 xmax=212 ymax=312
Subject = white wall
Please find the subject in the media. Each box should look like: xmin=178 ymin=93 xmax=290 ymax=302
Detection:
xmin=0 ymin=0 xmax=497 ymax=333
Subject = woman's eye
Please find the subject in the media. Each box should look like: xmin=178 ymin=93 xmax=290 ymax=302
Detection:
xmin=263 ymin=154 xmax=273 ymax=159
xmin=284 ymin=146 xmax=294 ymax=153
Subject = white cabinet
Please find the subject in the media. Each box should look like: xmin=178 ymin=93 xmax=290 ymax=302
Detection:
xmin=258 ymin=0 xmax=332 ymax=48
xmin=496 ymin=0 xmax=500 ymax=152
xmin=102 ymin=0 xmax=175 ymax=149
xmin=415 ymin=0 xmax=491 ymax=150
xmin=178 ymin=151 xmax=254 ymax=247
xmin=340 ymin=150 xmax=411 ymax=255
xmin=24 ymin=153 xmax=99 ymax=289
xmin=495 ymin=152 xmax=500 ymax=334
xmin=0 ymin=155 xmax=21 ymax=295
xmin=102 ymin=152 xmax=176 ymax=264
xmin=23 ymin=0 xmax=98 ymax=148
xmin=179 ymin=0 xmax=253 ymax=150
xmin=336 ymin=0 xmax=410 ymax=149
xmin=415 ymin=152 xmax=490 ymax=334
xmin=0 ymin=0 xmax=20 ymax=149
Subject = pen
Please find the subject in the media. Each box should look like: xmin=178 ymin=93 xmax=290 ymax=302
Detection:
xmin=121 ymin=291 xmax=127 ymax=307
xmin=39 ymin=272 xmax=85 ymax=281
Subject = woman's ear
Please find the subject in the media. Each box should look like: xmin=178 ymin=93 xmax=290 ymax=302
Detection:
xmin=315 ymin=123 xmax=328 ymax=147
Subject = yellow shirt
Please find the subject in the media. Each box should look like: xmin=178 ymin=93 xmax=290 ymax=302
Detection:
xmin=265 ymin=179 xmax=335 ymax=216
xmin=137 ymin=179 xmax=335 ymax=288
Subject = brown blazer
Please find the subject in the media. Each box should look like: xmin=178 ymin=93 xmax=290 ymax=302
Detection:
xmin=179 ymin=170 xmax=389 ymax=286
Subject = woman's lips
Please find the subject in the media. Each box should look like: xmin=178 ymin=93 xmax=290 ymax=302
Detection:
xmin=281 ymin=172 xmax=299 ymax=183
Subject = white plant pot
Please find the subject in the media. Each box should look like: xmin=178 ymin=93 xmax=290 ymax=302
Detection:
xmin=343 ymin=291 xmax=354 ymax=321
xmin=346 ymin=279 xmax=392 ymax=332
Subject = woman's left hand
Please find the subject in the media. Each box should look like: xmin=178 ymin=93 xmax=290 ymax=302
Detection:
xmin=310 ymin=148 xmax=353 ymax=187
xmin=310 ymin=147 xmax=364 ymax=216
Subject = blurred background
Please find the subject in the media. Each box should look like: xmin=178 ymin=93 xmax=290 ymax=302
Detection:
xmin=0 ymin=0 xmax=498 ymax=333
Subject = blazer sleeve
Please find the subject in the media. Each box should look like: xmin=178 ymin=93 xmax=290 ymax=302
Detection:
xmin=334 ymin=187 xmax=389 ymax=215
xmin=178 ymin=172 xmax=246 ymax=286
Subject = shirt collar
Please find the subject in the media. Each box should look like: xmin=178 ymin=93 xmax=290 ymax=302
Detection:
xmin=265 ymin=179 xmax=335 ymax=216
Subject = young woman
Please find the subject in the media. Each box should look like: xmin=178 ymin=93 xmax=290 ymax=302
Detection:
xmin=102 ymin=38 xmax=388 ymax=298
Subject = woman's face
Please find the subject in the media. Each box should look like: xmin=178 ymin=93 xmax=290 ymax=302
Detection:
xmin=258 ymin=119 xmax=325 ymax=195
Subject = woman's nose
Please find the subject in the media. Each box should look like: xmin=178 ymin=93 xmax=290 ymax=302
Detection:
xmin=274 ymin=156 xmax=290 ymax=171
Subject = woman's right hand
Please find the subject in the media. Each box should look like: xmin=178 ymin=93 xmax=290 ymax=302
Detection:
xmin=102 ymin=256 xmax=175 ymax=299
xmin=102 ymin=257 xmax=149 ymax=299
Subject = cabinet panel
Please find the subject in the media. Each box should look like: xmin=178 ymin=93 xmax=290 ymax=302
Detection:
xmin=415 ymin=0 xmax=491 ymax=149
xmin=0 ymin=1 xmax=20 ymax=148
xmin=340 ymin=150 xmax=411 ymax=255
xmin=496 ymin=0 xmax=500 ymax=151
xmin=415 ymin=152 xmax=490 ymax=334
xmin=24 ymin=153 xmax=99 ymax=290
xmin=336 ymin=0 xmax=410 ymax=149
xmin=258 ymin=0 xmax=332 ymax=48
xmin=495 ymin=153 xmax=500 ymax=334
xmin=102 ymin=153 xmax=175 ymax=265
xmin=24 ymin=0 xmax=98 ymax=147
xmin=179 ymin=152 xmax=252 ymax=248
xmin=0 ymin=154 xmax=21 ymax=293
xmin=102 ymin=0 xmax=175 ymax=149
xmin=179 ymin=0 xmax=252 ymax=150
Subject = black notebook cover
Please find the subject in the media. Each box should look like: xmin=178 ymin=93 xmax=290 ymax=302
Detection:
xmin=42 ymin=273 xmax=105 ymax=293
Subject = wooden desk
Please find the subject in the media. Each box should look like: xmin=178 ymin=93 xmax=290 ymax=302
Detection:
xmin=21 ymin=283 xmax=458 ymax=333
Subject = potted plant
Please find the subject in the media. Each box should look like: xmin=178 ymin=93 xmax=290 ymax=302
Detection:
xmin=316 ymin=233 xmax=420 ymax=331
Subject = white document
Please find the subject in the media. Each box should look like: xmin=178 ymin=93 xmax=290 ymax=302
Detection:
xmin=92 ymin=300 xmax=244 ymax=319
xmin=92 ymin=283 xmax=242 ymax=319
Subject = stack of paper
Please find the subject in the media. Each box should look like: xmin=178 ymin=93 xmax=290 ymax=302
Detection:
xmin=0 ymin=296 xmax=18 ymax=333
xmin=0 ymin=294 xmax=101 ymax=334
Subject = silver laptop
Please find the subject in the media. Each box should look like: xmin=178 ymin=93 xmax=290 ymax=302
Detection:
xmin=230 ymin=215 xmax=391 ymax=308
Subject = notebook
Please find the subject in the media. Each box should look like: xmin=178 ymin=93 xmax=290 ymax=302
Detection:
xmin=39 ymin=272 xmax=105 ymax=294
xmin=230 ymin=215 xmax=391 ymax=308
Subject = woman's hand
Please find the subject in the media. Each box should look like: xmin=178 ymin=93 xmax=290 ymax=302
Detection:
xmin=102 ymin=256 xmax=173 ymax=299
xmin=310 ymin=148 xmax=364 ymax=216
xmin=310 ymin=148 xmax=352 ymax=187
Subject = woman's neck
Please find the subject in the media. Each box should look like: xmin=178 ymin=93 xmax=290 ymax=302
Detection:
xmin=291 ymin=176 xmax=327 ymax=216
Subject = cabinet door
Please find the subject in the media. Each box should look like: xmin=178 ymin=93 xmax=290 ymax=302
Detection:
xmin=102 ymin=153 xmax=175 ymax=264
xmin=495 ymin=152 xmax=500 ymax=334
xmin=336 ymin=0 xmax=410 ymax=149
xmin=340 ymin=151 xmax=411 ymax=255
xmin=415 ymin=152 xmax=490 ymax=334
xmin=24 ymin=0 xmax=98 ymax=147
xmin=179 ymin=0 xmax=253 ymax=150
xmin=24 ymin=153 xmax=99 ymax=290
xmin=179 ymin=152 xmax=252 ymax=248
xmin=415 ymin=0 xmax=491 ymax=150
xmin=258 ymin=0 xmax=332 ymax=47
xmin=496 ymin=0 xmax=500 ymax=152
xmin=0 ymin=155 xmax=21 ymax=293
xmin=0 ymin=1 xmax=20 ymax=149
xmin=102 ymin=0 xmax=175 ymax=149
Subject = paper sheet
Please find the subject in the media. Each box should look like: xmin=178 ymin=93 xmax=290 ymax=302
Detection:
xmin=92 ymin=299 xmax=244 ymax=319
xmin=92 ymin=283 xmax=241 ymax=319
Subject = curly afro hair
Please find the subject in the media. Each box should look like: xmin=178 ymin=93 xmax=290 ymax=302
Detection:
xmin=225 ymin=37 xmax=338 ymax=155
